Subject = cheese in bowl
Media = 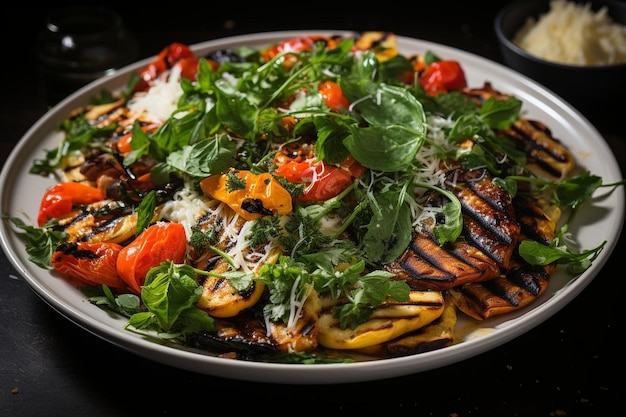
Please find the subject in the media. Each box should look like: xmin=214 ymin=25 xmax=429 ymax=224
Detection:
xmin=495 ymin=0 xmax=626 ymax=116
xmin=513 ymin=0 xmax=626 ymax=66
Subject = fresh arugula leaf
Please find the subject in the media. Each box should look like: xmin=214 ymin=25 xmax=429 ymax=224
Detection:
xmin=480 ymin=96 xmax=522 ymax=129
xmin=518 ymin=238 xmax=606 ymax=275
xmin=361 ymin=186 xmax=413 ymax=263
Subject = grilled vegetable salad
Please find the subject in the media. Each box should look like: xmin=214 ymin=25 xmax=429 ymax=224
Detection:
xmin=6 ymin=32 xmax=622 ymax=363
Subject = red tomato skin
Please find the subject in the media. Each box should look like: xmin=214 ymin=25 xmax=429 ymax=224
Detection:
xmin=418 ymin=60 xmax=467 ymax=96
xmin=274 ymin=160 xmax=312 ymax=183
xmin=319 ymin=80 xmax=350 ymax=112
xmin=117 ymin=123 xmax=160 ymax=154
xmin=38 ymin=182 xmax=104 ymax=226
xmin=340 ymin=154 xmax=367 ymax=179
xmin=261 ymin=36 xmax=316 ymax=61
xmin=275 ymin=160 xmax=354 ymax=203
xmin=116 ymin=222 xmax=187 ymax=295
xmin=134 ymin=43 xmax=197 ymax=92
xmin=299 ymin=165 xmax=353 ymax=203
xmin=51 ymin=242 xmax=126 ymax=291
xmin=176 ymin=56 xmax=200 ymax=80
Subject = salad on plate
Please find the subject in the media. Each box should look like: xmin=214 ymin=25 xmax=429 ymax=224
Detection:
xmin=4 ymin=31 xmax=620 ymax=364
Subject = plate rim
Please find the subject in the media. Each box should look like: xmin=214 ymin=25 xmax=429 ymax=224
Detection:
xmin=1 ymin=30 xmax=624 ymax=384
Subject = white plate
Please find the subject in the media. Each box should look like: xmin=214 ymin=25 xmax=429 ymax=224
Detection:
xmin=1 ymin=30 xmax=623 ymax=384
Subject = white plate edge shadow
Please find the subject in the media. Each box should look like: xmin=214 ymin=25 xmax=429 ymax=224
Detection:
xmin=1 ymin=30 xmax=624 ymax=384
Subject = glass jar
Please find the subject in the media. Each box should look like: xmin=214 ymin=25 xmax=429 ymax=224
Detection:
xmin=36 ymin=5 xmax=139 ymax=104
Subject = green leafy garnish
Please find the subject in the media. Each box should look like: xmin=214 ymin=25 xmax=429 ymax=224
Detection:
xmin=2 ymin=214 xmax=66 ymax=268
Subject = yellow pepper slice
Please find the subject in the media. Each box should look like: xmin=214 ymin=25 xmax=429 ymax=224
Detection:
xmin=200 ymin=170 xmax=293 ymax=221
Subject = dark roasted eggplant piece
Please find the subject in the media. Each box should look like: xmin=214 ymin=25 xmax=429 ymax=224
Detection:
xmin=448 ymin=254 xmax=553 ymax=320
xmin=386 ymin=168 xmax=520 ymax=290
xmin=189 ymin=309 xmax=279 ymax=360
xmin=448 ymin=191 xmax=560 ymax=320
xmin=463 ymin=82 xmax=576 ymax=182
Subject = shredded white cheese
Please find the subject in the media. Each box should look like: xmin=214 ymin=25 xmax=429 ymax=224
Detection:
xmin=159 ymin=187 xmax=215 ymax=238
xmin=160 ymin=184 xmax=278 ymax=274
xmin=128 ymin=65 xmax=185 ymax=122
xmin=513 ymin=0 xmax=626 ymax=66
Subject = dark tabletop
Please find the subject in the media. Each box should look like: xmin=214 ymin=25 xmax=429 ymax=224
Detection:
xmin=2 ymin=3 xmax=625 ymax=416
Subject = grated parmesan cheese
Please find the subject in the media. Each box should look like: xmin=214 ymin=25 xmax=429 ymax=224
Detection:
xmin=159 ymin=187 xmax=215 ymax=238
xmin=513 ymin=0 xmax=626 ymax=66
xmin=127 ymin=64 xmax=185 ymax=122
xmin=160 ymin=184 xmax=278 ymax=274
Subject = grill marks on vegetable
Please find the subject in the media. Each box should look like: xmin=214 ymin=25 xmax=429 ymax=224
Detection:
xmin=56 ymin=200 xmax=139 ymax=245
xmin=448 ymin=257 xmax=552 ymax=320
xmin=316 ymin=290 xmax=446 ymax=350
xmin=387 ymin=166 xmax=559 ymax=319
xmin=449 ymin=194 xmax=560 ymax=320
xmin=192 ymin=286 xmax=321 ymax=356
xmin=499 ymin=118 xmax=575 ymax=180
xmin=387 ymin=168 xmax=520 ymax=290
xmin=464 ymin=82 xmax=575 ymax=181
xmin=380 ymin=77 xmax=578 ymax=322
xmin=355 ymin=297 xmax=457 ymax=357
xmin=189 ymin=205 xmax=268 ymax=318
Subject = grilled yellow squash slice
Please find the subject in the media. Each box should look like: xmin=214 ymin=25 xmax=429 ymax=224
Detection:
xmin=317 ymin=290 xmax=445 ymax=350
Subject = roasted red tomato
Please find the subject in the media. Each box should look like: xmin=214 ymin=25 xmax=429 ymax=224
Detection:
xmin=319 ymin=80 xmax=350 ymax=112
xmin=37 ymin=182 xmax=104 ymax=226
xmin=116 ymin=222 xmax=187 ymax=295
xmin=418 ymin=60 xmax=467 ymax=96
xmin=274 ymin=159 xmax=358 ymax=203
xmin=134 ymin=42 xmax=199 ymax=92
xmin=260 ymin=36 xmax=338 ymax=64
xmin=116 ymin=123 xmax=160 ymax=154
xmin=261 ymin=36 xmax=316 ymax=62
xmin=51 ymin=241 xmax=127 ymax=291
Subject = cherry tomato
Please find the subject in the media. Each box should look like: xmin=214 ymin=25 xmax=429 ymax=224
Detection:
xmin=51 ymin=241 xmax=127 ymax=291
xmin=199 ymin=171 xmax=293 ymax=221
xmin=319 ymin=80 xmax=349 ymax=112
xmin=116 ymin=222 xmax=187 ymax=295
xmin=116 ymin=123 xmax=160 ymax=154
xmin=343 ymin=156 xmax=367 ymax=181
xmin=418 ymin=60 xmax=467 ymax=97
xmin=300 ymin=164 xmax=353 ymax=203
xmin=274 ymin=159 xmax=356 ymax=203
xmin=261 ymin=36 xmax=317 ymax=62
xmin=260 ymin=36 xmax=338 ymax=65
xmin=175 ymin=56 xmax=201 ymax=80
xmin=134 ymin=43 xmax=198 ymax=92
xmin=38 ymin=182 xmax=104 ymax=226
xmin=273 ymin=159 xmax=313 ymax=183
